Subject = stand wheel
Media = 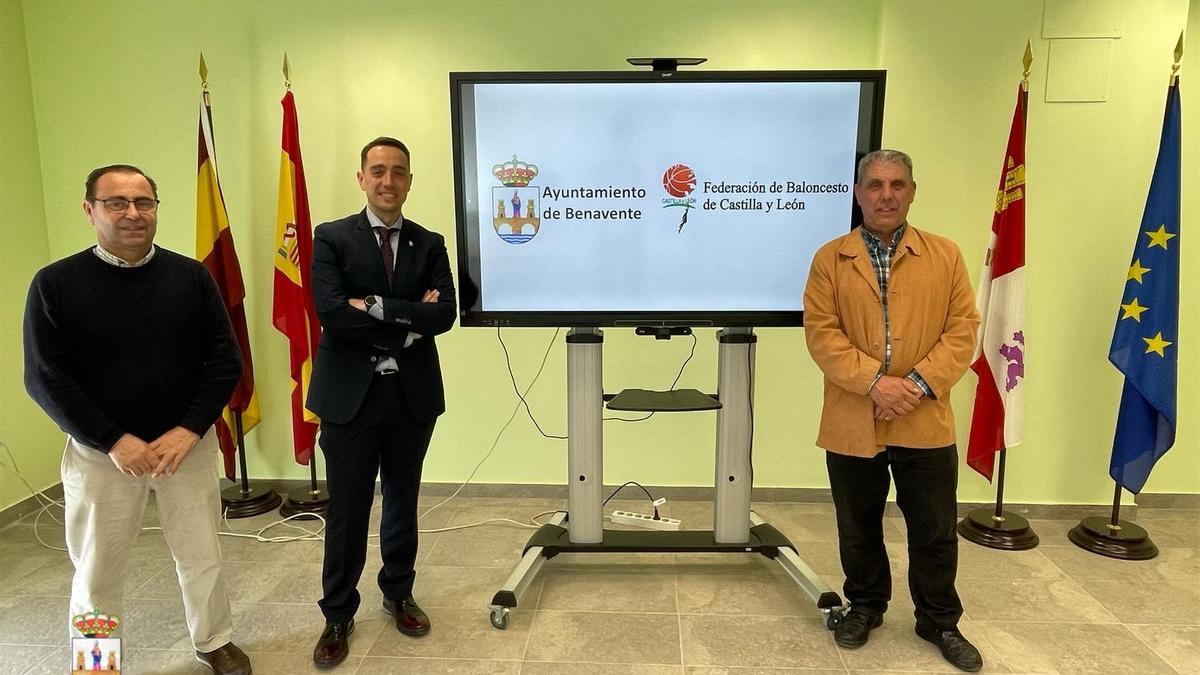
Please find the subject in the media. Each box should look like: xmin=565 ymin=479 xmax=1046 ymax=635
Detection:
xmin=825 ymin=609 xmax=844 ymax=631
xmin=490 ymin=607 xmax=510 ymax=630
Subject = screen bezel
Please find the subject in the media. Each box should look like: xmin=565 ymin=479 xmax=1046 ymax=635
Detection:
xmin=450 ymin=69 xmax=886 ymax=328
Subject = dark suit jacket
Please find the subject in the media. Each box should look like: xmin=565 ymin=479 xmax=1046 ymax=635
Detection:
xmin=306 ymin=210 xmax=457 ymax=425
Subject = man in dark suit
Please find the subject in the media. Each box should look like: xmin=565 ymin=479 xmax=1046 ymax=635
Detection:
xmin=308 ymin=137 xmax=456 ymax=668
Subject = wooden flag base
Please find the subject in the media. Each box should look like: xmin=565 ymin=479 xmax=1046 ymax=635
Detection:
xmin=957 ymin=508 xmax=1039 ymax=550
xmin=960 ymin=449 xmax=1038 ymax=550
xmin=280 ymin=484 xmax=329 ymax=520
xmin=1069 ymin=516 xmax=1158 ymax=560
xmin=280 ymin=455 xmax=329 ymax=520
xmin=220 ymin=483 xmax=283 ymax=519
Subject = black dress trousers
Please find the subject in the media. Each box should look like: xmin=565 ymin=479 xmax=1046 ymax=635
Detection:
xmin=825 ymin=444 xmax=964 ymax=630
xmin=317 ymin=373 xmax=435 ymax=622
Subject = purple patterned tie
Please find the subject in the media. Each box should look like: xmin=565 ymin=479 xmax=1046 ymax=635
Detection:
xmin=374 ymin=226 xmax=394 ymax=288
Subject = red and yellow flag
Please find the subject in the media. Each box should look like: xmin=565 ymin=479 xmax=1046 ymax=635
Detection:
xmin=272 ymin=89 xmax=321 ymax=465
xmin=197 ymin=88 xmax=260 ymax=480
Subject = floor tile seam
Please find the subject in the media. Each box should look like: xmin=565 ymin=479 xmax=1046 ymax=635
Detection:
xmin=515 ymin=657 xmax=687 ymax=665
xmin=24 ymin=645 xmax=66 ymax=673
xmin=354 ymin=655 xmax=523 ymax=662
xmin=970 ymin=618 xmax=1134 ymax=627
xmin=1035 ymin=544 xmax=1095 ymax=585
xmin=519 ymin=562 xmax=549 ymax=662
xmin=1120 ymin=621 xmax=1187 ymax=675
xmin=0 ymin=641 xmax=63 ymax=648
xmin=529 ymin=608 xmax=692 ymax=617
xmin=673 ymin=611 xmax=822 ymax=619
xmin=415 ymin=559 xmax=523 ymax=564
xmin=674 ymin=558 xmax=684 ymax=667
xmin=0 ymin=592 xmax=69 ymax=599
xmin=1036 ymin=570 xmax=1125 ymax=624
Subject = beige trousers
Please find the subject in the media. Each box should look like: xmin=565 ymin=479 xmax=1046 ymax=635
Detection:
xmin=62 ymin=430 xmax=232 ymax=652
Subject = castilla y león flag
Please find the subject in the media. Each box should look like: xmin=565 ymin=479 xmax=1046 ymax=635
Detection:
xmin=967 ymin=86 xmax=1027 ymax=481
xmin=197 ymin=89 xmax=260 ymax=480
xmin=272 ymin=89 xmax=321 ymax=465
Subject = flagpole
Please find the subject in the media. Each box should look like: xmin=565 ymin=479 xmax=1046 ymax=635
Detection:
xmin=1068 ymin=482 xmax=1158 ymax=560
xmin=280 ymin=448 xmax=329 ymax=519
xmin=273 ymin=53 xmax=329 ymax=520
xmin=958 ymin=41 xmax=1038 ymax=551
xmin=1068 ymin=32 xmax=1182 ymax=562
xmin=220 ymin=410 xmax=283 ymax=517
xmin=198 ymin=53 xmax=281 ymax=518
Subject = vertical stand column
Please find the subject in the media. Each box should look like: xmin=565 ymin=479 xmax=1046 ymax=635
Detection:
xmin=714 ymin=327 xmax=756 ymax=543
xmin=566 ymin=328 xmax=604 ymax=543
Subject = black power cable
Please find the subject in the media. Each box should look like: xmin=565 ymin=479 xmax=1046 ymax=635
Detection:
xmin=497 ymin=327 xmax=568 ymax=440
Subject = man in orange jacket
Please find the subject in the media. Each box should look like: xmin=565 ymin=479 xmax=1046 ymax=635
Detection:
xmin=804 ymin=149 xmax=983 ymax=672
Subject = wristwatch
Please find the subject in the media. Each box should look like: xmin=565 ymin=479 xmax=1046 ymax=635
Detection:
xmin=363 ymin=295 xmax=378 ymax=310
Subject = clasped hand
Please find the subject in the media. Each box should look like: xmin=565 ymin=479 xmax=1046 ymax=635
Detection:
xmin=108 ymin=426 xmax=200 ymax=478
xmin=870 ymin=375 xmax=923 ymax=421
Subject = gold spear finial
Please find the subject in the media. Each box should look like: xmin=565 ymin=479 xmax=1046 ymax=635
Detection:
xmin=1021 ymin=40 xmax=1033 ymax=91
xmin=283 ymin=53 xmax=291 ymax=90
xmin=1171 ymin=31 xmax=1183 ymax=85
xmin=200 ymin=53 xmax=209 ymax=105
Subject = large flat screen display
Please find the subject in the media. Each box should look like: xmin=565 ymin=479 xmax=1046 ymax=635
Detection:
xmin=451 ymin=70 xmax=885 ymax=327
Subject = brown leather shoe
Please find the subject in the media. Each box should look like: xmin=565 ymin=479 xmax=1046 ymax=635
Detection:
xmin=383 ymin=596 xmax=431 ymax=637
xmin=312 ymin=619 xmax=354 ymax=669
xmin=195 ymin=642 xmax=252 ymax=675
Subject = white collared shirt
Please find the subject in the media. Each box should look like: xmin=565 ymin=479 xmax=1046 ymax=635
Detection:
xmin=362 ymin=208 xmax=419 ymax=365
xmin=364 ymin=207 xmax=402 ymax=270
xmin=93 ymin=245 xmax=156 ymax=267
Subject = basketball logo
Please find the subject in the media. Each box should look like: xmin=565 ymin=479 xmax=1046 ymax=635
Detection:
xmin=662 ymin=164 xmax=696 ymax=198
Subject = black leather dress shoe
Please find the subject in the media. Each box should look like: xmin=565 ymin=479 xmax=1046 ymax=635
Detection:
xmin=916 ymin=623 xmax=983 ymax=672
xmin=312 ymin=618 xmax=354 ymax=669
xmin=195 ymin=642 xmax=252 ymax=675
xmin=834 ymin=609 xmax=883 ymax=648
xmin=383 ymin=596 xmax=431 ymax=637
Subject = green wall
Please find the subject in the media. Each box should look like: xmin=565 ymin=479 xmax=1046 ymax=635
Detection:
xmin=5 ymin=0 xmax=1196 ymax=512
xmin=0 ymin=0 xmax=60 ymax=512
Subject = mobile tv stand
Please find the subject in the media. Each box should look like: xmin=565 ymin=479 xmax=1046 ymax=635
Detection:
xmin=486 ymin=327 xmax=845 ymax=630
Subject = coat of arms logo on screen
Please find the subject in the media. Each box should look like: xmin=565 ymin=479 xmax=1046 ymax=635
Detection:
xmin=71 ymin=608 xmax=122 ymax=673
xmin=492 ymin=155 xmax=540 ymax=245
xmin=662 ymin=163 xmax=697 ymax=233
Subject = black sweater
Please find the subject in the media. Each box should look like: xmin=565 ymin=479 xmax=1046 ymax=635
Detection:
xmin=23 ymin=247 xmax=243 ymax=452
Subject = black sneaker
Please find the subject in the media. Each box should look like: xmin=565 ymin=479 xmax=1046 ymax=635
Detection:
xmin=915 ymin=623 xmax=983 ymax=672
xmin=834 ymin=609 xmax=883 ymax=649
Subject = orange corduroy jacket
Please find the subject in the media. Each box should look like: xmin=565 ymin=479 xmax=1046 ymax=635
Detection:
xmin=803 ymin=224 xmax=981 ymax=457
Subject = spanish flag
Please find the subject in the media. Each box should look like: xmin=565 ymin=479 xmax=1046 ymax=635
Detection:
xmin=272 ymin=89 xmax=321 ymax=465
xmin=197 ymin=87 xmax=260 ymax=480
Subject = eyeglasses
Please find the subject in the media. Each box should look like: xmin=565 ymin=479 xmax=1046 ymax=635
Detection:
xmin=91 ymin=196 xmax=160 ymax=213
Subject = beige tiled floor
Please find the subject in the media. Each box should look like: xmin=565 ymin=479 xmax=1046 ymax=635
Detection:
xmin=0 ymin=497 xmax=1196 ymax=674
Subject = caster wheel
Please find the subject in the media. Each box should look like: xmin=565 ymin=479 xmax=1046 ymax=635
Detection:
xmin=490 ymin=608 xmax=510 ymax=630
xmin=825 ymin=610 xmax=844 ymax=631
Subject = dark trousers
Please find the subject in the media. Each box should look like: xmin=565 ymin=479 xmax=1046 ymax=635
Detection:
xmin=826 ymin=444 xmax=964 ymax=630
xmin=318 ymin=374 xmax=435 ymax=622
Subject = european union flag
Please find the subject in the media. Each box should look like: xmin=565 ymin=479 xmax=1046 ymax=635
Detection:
xmin=1108 ymin=83 xmax=1180 ymax=494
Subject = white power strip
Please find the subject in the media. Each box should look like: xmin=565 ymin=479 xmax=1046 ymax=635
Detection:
xmin=611 ymin=510 xmax=682 ymax=531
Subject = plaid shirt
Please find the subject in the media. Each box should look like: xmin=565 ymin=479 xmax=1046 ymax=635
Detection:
xmin=860 ymin=224 xmax=934 ymax=399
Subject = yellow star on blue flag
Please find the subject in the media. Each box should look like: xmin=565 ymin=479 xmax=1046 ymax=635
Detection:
xmin=1108 ymin=83 xmax=1180 ymax=494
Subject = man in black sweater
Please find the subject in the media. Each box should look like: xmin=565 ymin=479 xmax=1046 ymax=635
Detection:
xmin=23 ymin=165 xmax=251 ymax=675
